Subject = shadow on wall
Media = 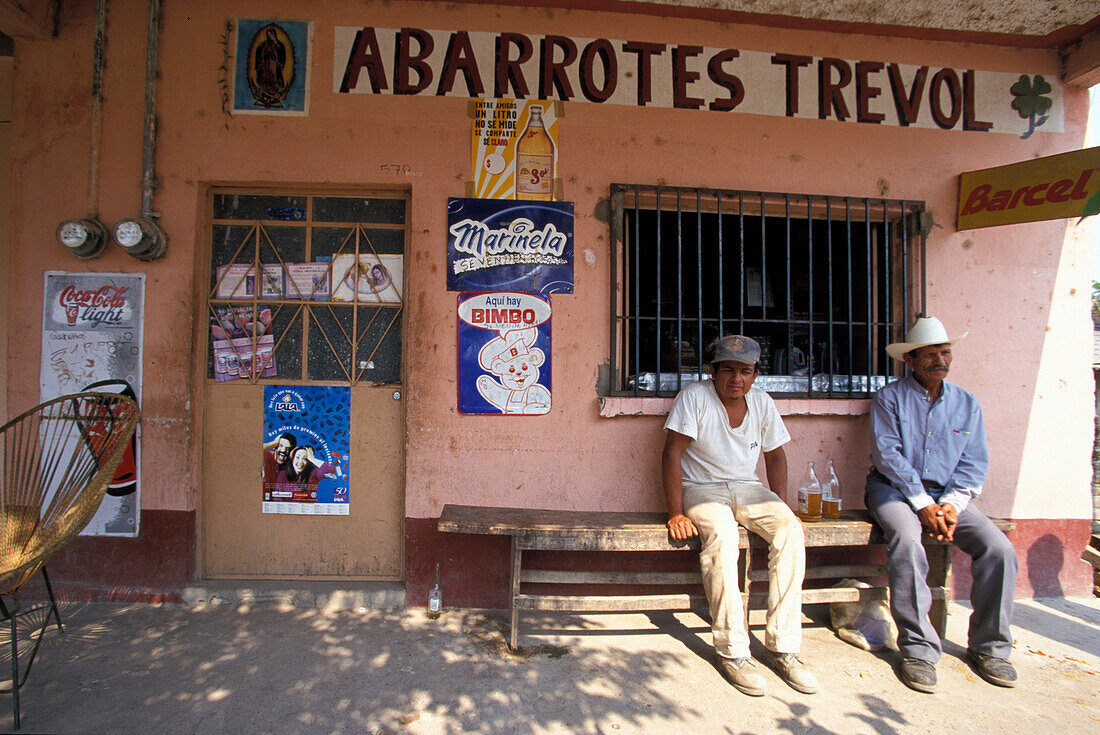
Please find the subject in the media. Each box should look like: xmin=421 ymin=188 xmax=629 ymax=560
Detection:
xmin=1026 ymin=533 xmax=1064 ymax=597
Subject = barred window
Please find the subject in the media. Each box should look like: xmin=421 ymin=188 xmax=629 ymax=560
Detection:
xmin=609 ymin=184 xmax=925 ymax=397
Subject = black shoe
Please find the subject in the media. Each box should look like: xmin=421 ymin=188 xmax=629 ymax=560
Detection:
xmin=899 ymin=658 xmax=937 ymax=693
xmin=967 ymin=650 xmax=1017 ymax=688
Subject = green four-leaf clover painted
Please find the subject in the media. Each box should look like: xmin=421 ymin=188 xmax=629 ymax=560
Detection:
xmin=1010 ymin=74 xmax=1052 ymax=140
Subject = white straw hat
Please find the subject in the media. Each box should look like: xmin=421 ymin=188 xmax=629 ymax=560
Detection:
xmin=885 ymin=316 xmax=968 ymax=361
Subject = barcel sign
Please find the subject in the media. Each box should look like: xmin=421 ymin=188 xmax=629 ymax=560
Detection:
xmin=334 ymin=26 xmax=1064 ymax=136
xmin=957 ymin=147 xmax=1100 ymax=230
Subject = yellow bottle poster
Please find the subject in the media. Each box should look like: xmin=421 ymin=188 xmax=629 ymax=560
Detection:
xmin=470 ymin=99 xmax=560 ymax=200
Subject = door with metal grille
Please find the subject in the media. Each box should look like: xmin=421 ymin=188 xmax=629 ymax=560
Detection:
xmin=199 ymin=188 xmax=407 ymax=580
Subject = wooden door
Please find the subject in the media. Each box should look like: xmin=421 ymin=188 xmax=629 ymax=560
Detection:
xmin=199 ymin=188 xmax=408 ymax=580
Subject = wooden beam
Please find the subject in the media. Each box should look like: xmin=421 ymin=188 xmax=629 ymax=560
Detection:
xmin=0 ymin=0 xmax=57 ymax=40
xmin=1062 ymin=27 xmax=1100 ymax=87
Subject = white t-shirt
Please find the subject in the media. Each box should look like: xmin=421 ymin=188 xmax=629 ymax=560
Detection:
xmin=664 ymin=380 xmax=790 ymax=484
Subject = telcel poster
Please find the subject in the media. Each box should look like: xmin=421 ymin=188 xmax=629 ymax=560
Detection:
xmin=40 ymin=272 xmax=144 ymax=537
xmin=262 ymin=386 xmax=350 ymax=515
xmin=458 ymin=292 xmax=551 ymax=415
xmin=447 ymin=197 xmax=574 ymax=294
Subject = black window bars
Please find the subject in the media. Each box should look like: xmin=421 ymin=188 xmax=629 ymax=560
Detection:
xmin=610 ymin=184 xmax=926 ymax=398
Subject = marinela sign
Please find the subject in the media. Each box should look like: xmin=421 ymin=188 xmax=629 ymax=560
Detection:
xmin=334 ymin=26 xmax=1064 ymax=136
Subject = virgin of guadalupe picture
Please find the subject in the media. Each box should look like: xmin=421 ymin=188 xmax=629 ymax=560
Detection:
xmin=233 ymin=20 xmax=311 ymax=114
xmin=249 ymin=24 xmax=292 ymax=107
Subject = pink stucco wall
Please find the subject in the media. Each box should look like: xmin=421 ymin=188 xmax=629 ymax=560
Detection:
xmin=5 ymin=1 xmax=1093 ymax=595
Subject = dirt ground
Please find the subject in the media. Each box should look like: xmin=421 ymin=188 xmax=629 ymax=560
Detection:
xmin=1 ymin=595 xmax=1096 ymax=734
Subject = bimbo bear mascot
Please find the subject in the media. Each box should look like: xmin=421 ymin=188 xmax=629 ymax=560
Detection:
xmin=475 ymin=327 xmax=550 ymax=414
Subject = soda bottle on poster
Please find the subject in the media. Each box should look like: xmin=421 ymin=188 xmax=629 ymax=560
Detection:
xmin=515 ymin=105 xmax=555 ymax=200
xmin=823 ymin=459 xmax=842 ymax=518
xmin=796 ymin=461 xmax=822 ymax=522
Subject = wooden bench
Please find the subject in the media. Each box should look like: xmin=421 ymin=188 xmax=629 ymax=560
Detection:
xmin=439 ymin=504 xmax=1013 ymax=650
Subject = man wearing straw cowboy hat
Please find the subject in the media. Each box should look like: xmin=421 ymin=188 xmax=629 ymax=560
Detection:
xmin=866 ymin=316 xmax=1018 ymax=693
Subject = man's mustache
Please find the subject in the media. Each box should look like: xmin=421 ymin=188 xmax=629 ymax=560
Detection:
xmin=927 ymin=365 xmax=949 ymax=372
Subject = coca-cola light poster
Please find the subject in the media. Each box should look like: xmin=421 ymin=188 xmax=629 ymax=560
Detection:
xmin=40 ymin=272 xmax=144 ymax=537
xmin=447 ymin=197 xmax=574 ymax=294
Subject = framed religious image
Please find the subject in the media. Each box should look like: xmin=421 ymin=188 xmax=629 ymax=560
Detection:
xmin=233 ymin=19 xmax=312 ymax=115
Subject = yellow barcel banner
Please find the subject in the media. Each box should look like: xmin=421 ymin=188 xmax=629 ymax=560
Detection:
xmin=957 ymin=146 xmax=1100 ymax=230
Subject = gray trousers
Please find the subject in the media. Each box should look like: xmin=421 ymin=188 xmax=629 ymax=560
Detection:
xmin=864 ymin=473 xmax=1018 ymax=663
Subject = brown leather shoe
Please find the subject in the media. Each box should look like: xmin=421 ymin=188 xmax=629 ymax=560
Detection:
xmin=769 ymin=652 xmax=819 ymax=694
xmin=718 ymin=657 xmax=767 ymax=697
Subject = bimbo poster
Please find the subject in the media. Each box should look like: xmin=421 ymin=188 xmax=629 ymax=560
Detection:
xmin=40 ymin=272 xmax=144 ymax=537
xmin=447 ymin=197 xmax=574 ymax=294
xmin=457 ymin=292 xmax=551 ymax=415
xmin=262 ymin=386 xmax=350 ymax=515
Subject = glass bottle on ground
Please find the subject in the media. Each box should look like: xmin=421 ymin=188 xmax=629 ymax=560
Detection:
xmin=427 ymin=562 xmax=443 ymax=618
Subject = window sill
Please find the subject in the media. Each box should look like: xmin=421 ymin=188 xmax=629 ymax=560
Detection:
xmin=598 ymin=396 xmax=872 ymax=417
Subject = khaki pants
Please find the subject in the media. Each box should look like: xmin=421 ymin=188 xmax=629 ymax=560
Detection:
xmin=683 ymin=480 xmax=806 ymax=659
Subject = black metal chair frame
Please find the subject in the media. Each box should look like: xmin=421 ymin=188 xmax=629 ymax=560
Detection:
xmin=0 ymin=392 xmax=139 ymax=730
xmin=0 ymin=567 xmax=64 ymax=727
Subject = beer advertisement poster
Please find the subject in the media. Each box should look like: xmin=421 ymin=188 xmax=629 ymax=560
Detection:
xmin=40 ymin=272 xmax=145 ymax=537
xmin=262 ymin=386 xmax=351 ymax=515
xmin=457 ymin=292 xmax=552 ymax=415
xmin=447 ymin=197 xmax=574 ymax=294
xmin=470 ymin=99 xmax=560 ymax=200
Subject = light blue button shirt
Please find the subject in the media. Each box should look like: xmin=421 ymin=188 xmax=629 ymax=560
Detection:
xmin=869 ymin=374 xmax=988 ymax=512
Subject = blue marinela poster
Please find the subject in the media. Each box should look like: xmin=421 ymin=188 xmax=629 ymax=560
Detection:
xmin=262 ymin=386 xmax=350 ymax=515
xmin=234 ymin=19 xmax=311 ymax=114
xmin=457 ymin=292 xmax=552 ymax=415
xmin=447 ymin=197 xmax=574 ymax=294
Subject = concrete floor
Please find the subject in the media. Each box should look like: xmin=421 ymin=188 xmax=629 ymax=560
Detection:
xmin=0 ymin=595 xmax=1096 ymax=734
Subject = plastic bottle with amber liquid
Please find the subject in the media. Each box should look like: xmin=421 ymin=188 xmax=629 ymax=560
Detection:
xmin=823 ymin=459 xmax=843 ymax=518
xmin=796 ymin=461 xmax=822 ymax=522
xmin=427 ymin=562 xmax=442 ymax=619
xmin=515 ymin=105 xmax=555 ymax=200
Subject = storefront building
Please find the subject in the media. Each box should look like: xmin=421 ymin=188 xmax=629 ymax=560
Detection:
xmin=3 ymin=1 xmax=1098 ymax=606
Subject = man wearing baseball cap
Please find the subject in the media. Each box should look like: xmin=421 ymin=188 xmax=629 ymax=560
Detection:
xmin=866 ymin=316 xmax=1018 ymax=693
xmin=662 ymin=335 xmax=817 ymax=697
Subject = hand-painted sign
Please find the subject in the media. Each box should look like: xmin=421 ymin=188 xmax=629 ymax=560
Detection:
xmin=262 ymin=386 xmax=350 ymax=515
xmin=471 ymin=99 xmax=561 ymax=200
xmin=40 ymin=272 xmax=144 ymax=537
xmin=334 ymin=26 xmax=1063 ymax=136
xmin=447 ymin=198 xmax=574 ymax=294
xmin=458 ymin=292 xmax=551 ymax=415
xmin=957 ymin=146 xmax=1100 ymax=230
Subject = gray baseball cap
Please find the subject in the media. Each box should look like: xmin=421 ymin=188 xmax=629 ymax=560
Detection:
xmin=708 ymin=335 xmax=761 ymax=365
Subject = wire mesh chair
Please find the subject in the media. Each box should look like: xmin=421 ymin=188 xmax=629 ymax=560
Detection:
xmin=0 ymin=392 xmax=140 ymax=730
